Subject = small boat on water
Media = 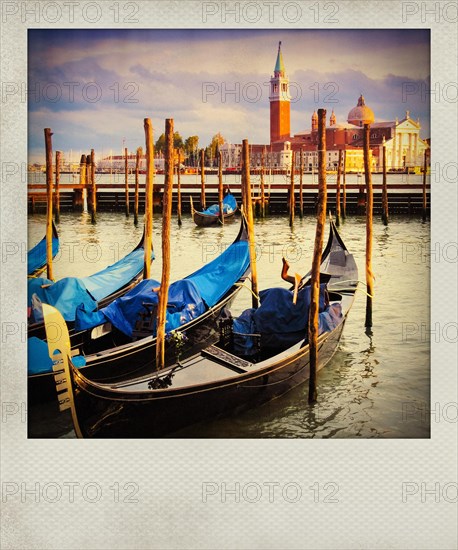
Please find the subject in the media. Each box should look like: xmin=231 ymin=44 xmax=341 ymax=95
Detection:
xmin=27 ymin=231 xmax=153 ymax=342
xmin=191 ymin=193 xmax=237 ymax=226
xmin=27 ymin=222 xmax=59 ymax=277
xmin=29 ymin=220 xmax=250 ymax=404
xmin=42 ymin=221 xmax=358 ymax=438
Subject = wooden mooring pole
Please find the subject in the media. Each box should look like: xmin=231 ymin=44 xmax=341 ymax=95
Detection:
xmin=342 ymin=150 xmax=347 ymax=220
xmin=54 ymin=150 xmax=61 ymax=224
xmin=90 ymin=148 xmax=97 ymax=224
xmin=156 ymin=118 xmax=174 ymax=370
xmin=44 ymin=128 xmax=54 ymax=281
xmin=134 ymin=146 xmax=142 ymax=226
xmin=143 ymin=120 xmax=154 ymax=280
xmin=289 ymin=151 xmax=295 ymax=227
xmin=85 ymin=154 xmax=91 ymax=213
xmin=218 ymin=150 xmax=224 ymax=225
xmin=335 ymin=149 xmax=342 ymax=227
xmin=299 ymin=148 xmax=304 ymax=219
xmin=422 ymin=148 xmax=429 ymax=222
xmin=200 ymin=148 xmax=206 ymax=210
xmin=124 ymin=147 xmax=129 ymax=217
xmin=242 ymin=139 xmax=259 ymax=309
xmin=260 ymin=147 xmax=266 ymax=218
xmin=364 ymin=123 xmax=374 ymax=328
xmin=308 ymin=109 xmax=327 ymax=404
xmin=177 ymin=148 xmax=182 ymax=227
xmin=75 ymin=154 xmax=87 ymax=212
xmin=382 ymin=138 xmax=389 ymax=225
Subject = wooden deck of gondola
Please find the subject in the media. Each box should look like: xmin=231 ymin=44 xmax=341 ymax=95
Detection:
xmin=202 ymin=345 xmax=253 ymax=372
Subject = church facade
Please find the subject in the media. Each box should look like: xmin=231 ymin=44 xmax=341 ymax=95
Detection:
xmin=222 ymin=43 xmax=429 ymax=172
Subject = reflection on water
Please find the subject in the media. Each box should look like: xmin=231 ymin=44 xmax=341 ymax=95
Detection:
xmin=28 ymin=212 xmax=430 ymax=438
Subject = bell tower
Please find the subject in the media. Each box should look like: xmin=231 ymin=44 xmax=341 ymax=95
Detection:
xmin=269 ymin=42 xmax=290 ymax=143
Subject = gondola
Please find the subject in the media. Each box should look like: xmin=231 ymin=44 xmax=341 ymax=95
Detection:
xmin=191 ymin=194 xmax=237 ymax=227
xmin=28 ymin=221 xmax=59 ymax=277
xmin=42 ymin=221 xmax=358 ymax=438
xmin=29 ymin=220 xmax=251 ymax=403
xmin=28 ymin=231 xmax=153 ymax=342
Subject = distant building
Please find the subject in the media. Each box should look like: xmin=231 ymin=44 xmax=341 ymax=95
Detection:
xmin=222 ymin=43 xmax=429 ymax=172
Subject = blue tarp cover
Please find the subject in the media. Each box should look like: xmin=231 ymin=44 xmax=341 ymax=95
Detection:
xmin=233 ymin=282 xmax=341 ymax=355
xmin=28 ymin=336 xmax=86 ymax=375
xmin=27 ymin=234 xmax=59 ymax=275
xmin=185 ymin=239 xmax=249 ymax=307
xmin=74 ymin=232 xmax=250 ymax=336
xmin=28 ymin=277 xmax=98 ymax=322
xmin=81 ymin=247 xmax=148 ymax=302
xmin=28 ymin=246 xmax=152 ymax=322
xmin=201 ymin=194 xmax=237 ymax=216
xmin=254 ymin=284 xmax=328 ymax=334
xmin=75 ymin=278 xmax=206 ymax=337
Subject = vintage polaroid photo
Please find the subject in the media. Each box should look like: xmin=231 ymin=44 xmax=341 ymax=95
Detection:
xmin=1 ymin=1 xmax=457 ymax=548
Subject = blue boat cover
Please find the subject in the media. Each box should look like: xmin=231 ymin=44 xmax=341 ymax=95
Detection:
xmin=254 ymin=284 xmax=328 ymax=334
xmin=74 ymin=233 xmax=250 ymax=336
xmin=201 ymin=194 xmax=237 ymax=216
xmin=28 ymin=277 xmax=98 ymax=323
xmin=28 ymin=336 xmax=86 ymax=375
xmin=75 ymin=278 xmax=206 ymax=337
xmin=233 ymin=282 xmax=342 ymax=355
xmin=81 ymin=247 xmax=147 ymax=302
xmin=185 ymin=239 xmax=249 ymax=306
xmin=27 ymin=234 xmax=59 ymax=275
xmin=28 ymin=246 xmax=152 ymax=322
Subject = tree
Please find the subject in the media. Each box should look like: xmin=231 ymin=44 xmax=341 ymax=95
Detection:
xmin=173 ymin=132 xmax=184 ymax=150
xmin=155 ymin=133 xmax=165 ymax=154
xmin=184 ymin=136 xmax=199 ymax=154
xmin=209 ymin=133 xmax=225 ymax=166
xmin=184 ymin=135 xmax=199 ymax=166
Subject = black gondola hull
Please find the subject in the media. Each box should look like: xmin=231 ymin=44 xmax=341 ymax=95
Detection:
xmin=192 ymin=209 xmax=237 ymax=227
xmin=28 ymin=284 xmax=242 ymax=405
xmin=71 ymin=319 xmax=347 ymax=438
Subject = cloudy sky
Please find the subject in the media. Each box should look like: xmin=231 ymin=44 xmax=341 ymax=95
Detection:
xmin=28 ymin=29 xmax=430 ymax=163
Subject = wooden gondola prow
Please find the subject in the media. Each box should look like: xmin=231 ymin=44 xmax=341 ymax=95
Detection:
xmin=44 ymin=128 xmax=54 ymax=281
xmin=308 ymin=109 xmax=328 ymax=403
xmin=143 ymin=119 xmax=154 ymax=280
xmin=242 ymin=139 xmax=259 ymax=309
xmin=43 ymin=304 xmax=83 ymax=438
xmin=156 ymin=119 xmax=174 ymax=370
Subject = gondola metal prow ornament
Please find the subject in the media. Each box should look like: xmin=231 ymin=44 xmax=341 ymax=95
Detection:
xmin=43 ymin=303 xmax=83 ymax=438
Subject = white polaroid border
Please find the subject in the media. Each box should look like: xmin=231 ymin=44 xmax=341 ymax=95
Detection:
xmin=1 ymin=1 xmax=457 ymax=549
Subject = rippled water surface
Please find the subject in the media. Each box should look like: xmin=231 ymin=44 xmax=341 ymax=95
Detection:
xmin=29 ymin=211 xmax=430 ymax=438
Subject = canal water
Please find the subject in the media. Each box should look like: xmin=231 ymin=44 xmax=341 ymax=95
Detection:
xmin=28 ymin=211 xmax=430 ymax=438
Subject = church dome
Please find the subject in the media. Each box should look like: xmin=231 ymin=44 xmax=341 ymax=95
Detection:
xmin=347 ymin=95 xmax=374 ymax=126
